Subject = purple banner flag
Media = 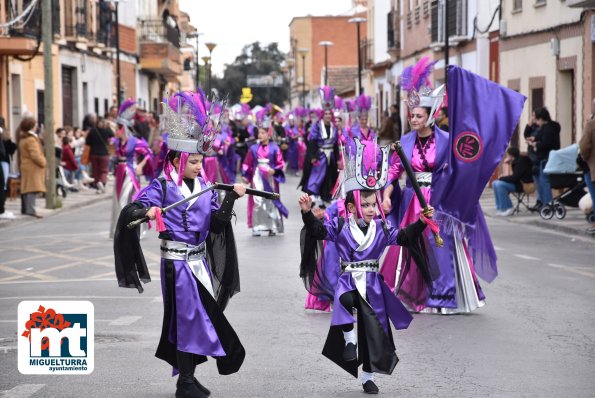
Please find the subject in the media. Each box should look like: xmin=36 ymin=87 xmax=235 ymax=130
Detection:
xmin=432 ymin=65 xmax=526 ymax=225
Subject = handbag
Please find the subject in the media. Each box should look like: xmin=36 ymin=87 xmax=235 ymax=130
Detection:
xmin=80 ymin=144 xmax=91 ymax=165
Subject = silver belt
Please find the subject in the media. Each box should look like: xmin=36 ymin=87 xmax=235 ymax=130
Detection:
xmin=160 ymin=240 xmax=206 ymax=261
xmin=415 ymin=172 xmax=432 ymax=187
xmin=341 ymin=260 xmax=379 ymax=273
xmin=257 ymin=159 xmax=270 ymax=165
xmin=321 ymin=144 xmax=334 ymax=150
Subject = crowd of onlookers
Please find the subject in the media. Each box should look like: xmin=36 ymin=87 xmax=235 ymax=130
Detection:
xmin=492 ymin=101 xmax=595 ymax=233
xmin=0 ymin=106 xmax=159 ymax=220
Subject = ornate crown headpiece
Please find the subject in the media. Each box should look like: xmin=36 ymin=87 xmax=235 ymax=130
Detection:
xmin=343 ymin=137 xmax=390 ymax=193
xmin=161 ymin=89 xmax=226 ymax=154
xmin=400 ymin=56 xmax=445 ymax=126
xmin=319 ymin=86 xmax=335 ymax=111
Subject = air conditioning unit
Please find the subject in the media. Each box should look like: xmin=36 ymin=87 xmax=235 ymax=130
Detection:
xmin=500 ymin=19 xmax=507 ymax=37
xmin=550 ymin=38 xmax=560 ymax=57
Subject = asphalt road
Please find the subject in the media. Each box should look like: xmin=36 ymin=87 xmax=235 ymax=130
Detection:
xmin=0 ymin=175 xmax=594 ymax=398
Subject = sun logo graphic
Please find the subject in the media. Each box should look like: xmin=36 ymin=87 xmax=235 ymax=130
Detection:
xmin=18 ymin=301 xmax=94 ymax=374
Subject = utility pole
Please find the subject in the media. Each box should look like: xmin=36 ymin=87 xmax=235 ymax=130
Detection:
xmin=115 ymin=1 xmax=122 ymax=107
xmin=444 ymin=0 xmax=449 ymax=86
xmin=42 ymin=0 xmax=56 ymax=209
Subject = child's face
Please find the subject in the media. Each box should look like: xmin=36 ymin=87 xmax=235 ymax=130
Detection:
xmin=181 ymin=154 xmax=203 ymax=179
xmin=258 ymin=128 xmax=269 ymax=143
xmin=348 ymin=192 xmax=377 ymax=224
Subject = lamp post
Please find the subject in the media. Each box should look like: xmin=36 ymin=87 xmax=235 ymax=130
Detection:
xmin=348 ymin=17 xmax=366 ymax=95
xmin=298 ymin=48 xmax=309 ymax=108
xmin=205 ymin=42 xmax=217 ymax=94
xmin=106 ymin=0 xmax=127 ymax=107
xmin=319 ymin=41 xmax=334 ymax=86
xmin=187 ymin=31 xmax=203 ymax=89
xmin=201 ymin=56 xmax=211 ymax=93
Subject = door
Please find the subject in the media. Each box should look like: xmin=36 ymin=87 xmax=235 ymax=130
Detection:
xmin=62 ymin=66 xmax=74 ymax=127
xmin=10 ymin=74 xmax=22 ymax=132
xmin=36 ymin=90 xmax=45 ymax=126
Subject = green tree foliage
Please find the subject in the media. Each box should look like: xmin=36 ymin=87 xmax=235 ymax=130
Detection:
xmin=211 ymin=42 xmax=288 ymax=106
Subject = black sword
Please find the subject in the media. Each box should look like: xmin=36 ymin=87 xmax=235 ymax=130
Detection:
xmin=127 ymin=183 xmax=279 ymax=229
xmin=394 ymin=141 xmax=443 ymax=247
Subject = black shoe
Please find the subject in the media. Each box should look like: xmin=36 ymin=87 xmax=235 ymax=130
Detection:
xmin=343 ymin=342 xmax=357 ymax=361
xmin=362 ymin=380 xmax=379 ymax=394
xmin=177 ymin=378 xmax=210 ymax=397
xmin=175 ymin=381 xmax=208 ymax=398
xmin=528 ymin=201 xmax=543 ymax=211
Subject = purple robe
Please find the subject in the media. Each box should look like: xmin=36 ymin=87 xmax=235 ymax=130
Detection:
xmin=136 ymin=177 xmax=226 ymax=357
xmin=303 ymin=121 xmax=339 ymax=201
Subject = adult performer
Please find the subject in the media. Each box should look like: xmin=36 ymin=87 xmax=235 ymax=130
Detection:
xmin=381 ymin=58 xmax=526 ymax=314
xmin=114 ymin=89 xmax=246 ymax=398
xmin=109 ymin=99 xmax=154 ymax=238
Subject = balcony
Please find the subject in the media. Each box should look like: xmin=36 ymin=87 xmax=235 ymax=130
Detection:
xmin=138 ymin=19 xmax=181 ymax=77
xmin=430 ymin=0 xmax=468 ymax=49
xmin=0 ymin=0 xmax=54 ymax=55
xmin=387 ymin=10 xmax=400 ymax=60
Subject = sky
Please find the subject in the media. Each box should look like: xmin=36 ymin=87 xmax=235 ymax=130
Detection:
xmin=179 ymin=0 xmax=353 ymax=76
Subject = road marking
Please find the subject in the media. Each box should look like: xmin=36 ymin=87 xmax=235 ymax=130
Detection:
xmin=0 ymin=345 xmax=17 ymax=353
xmin=513 ymin=254 xmax=540 ymax=261
xmin=547 ymin=263 xmax=595 ymax=278
xmin=109 ymin=316 xmax=142 ymax=326
xmin=1 ymin=254 xmax=47 ymax=266
xmin=152 ymin=296 xmax=162 ymax=303
xmin=493 ymin=246 xmax=504 ymax=251
xmin=0 ymin=264 xmax=57 ymax=281
xmin=0 ymin=384 xmax=45 ymax=397
xmin=0 ymin=295 xmax=156 ymax=300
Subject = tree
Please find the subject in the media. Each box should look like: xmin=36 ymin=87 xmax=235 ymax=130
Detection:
xmin=212 ymin=42 xmax=288 ymax=106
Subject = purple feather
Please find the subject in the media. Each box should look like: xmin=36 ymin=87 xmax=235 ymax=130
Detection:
xmin=334 ymin=96 xmax=344 ymax=110
xmin=400 ymin=56 xmax=437 ymax=91
xmin=118 ymin=98 xmax=136 ymax=116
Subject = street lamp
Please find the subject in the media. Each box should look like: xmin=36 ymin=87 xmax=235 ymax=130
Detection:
xmin=187 ymin=31 xmax=203 ymax=89
xmin=205 ymin=42 xmax=217 ymax=94
xmin=106 ymin=0 xmax=128 ymax=108
xmin=201 ymin=56 xmax=211 ymax=93
xmin=348 ymin=17 xmax=366 ymax=95
xmin=319 ymin=41 xmax=334 ymax=86
xmin=298 ymin=48 xmax=309 ymax=108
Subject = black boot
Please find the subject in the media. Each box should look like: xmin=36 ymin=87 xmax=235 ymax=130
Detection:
xmin=177 ymin=377 xmax=210 ymax=397
xmin=528 ymin=200 xmax=543 ymax=211
xmin=175 ymin=381 xmax=207 ymax=398
xmin=343 ymin=342 xmax=357 ymax=361
xmin=362 ymin=380 xmax=379 ymax=394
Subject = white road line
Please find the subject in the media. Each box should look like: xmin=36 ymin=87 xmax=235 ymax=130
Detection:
xmin=493 ymin=246 xmax=504 ymax=251
xmin=0 ymin=384 xmax=45 ymax=397
xmin=0 ymin=277 xmax=159 ymax=285
xmin=0 ymin=296 xmax=156 ymax=300
xmin=547 ymin=263 xmax=595 ymax=278
xmin=513 ymin=254 xmax=541 ymax=261
xmin=109 ymin=316 xmax=142 ymax=326
xmin=152 ymin=296 xmax=162 ymax=303
xmin=0 ymin=345 xmax=17 ymax=353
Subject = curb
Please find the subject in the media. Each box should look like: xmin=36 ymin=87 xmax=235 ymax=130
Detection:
xmin=0 ymin=194 xmax=111 ymax=230
xmin=484 ymin=213 xmax=595 ymax=239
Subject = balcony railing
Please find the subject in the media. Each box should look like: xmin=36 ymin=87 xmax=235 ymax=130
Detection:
xmin=138 ymin=19 xmax=180 ymax=48
xmin=360 ymin=38 xmax=374 ymax=68
xmin=6 ymin=0 xmax=59 ymax=38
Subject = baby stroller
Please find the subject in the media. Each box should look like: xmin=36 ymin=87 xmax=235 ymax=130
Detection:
xmin=539 ymin=144 xmax=586 ymax=220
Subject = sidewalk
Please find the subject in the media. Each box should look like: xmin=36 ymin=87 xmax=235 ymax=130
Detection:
xmin=0 ymin=179 xmax=113 ymax=229
xmin=480 ymin=189 xmax=595 ymax=239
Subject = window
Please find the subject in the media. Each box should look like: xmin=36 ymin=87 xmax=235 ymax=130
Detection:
xmin=531 ymin=88 xmax=544 ymax=111
xmin=513 ymin=0 xmax=522 ymax=12
xmin=94 ymin=97 xmax=99 ymax=115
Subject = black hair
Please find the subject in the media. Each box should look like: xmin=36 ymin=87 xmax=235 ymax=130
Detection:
xmin=506 ymin=147 xmax=520 ymax=158
xmin=345 ymin=189 xmax=375 ymax=206
xmin=166 ymin=150 xmax=182 ymax=164
xmin=534 ymin=107 xmax=552 ymax=122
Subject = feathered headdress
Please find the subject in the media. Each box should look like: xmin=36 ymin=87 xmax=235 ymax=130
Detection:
xmin=400 ymin=56 xmax=445 ymax=126
xmin=319 ymin=86 xmax=335 ymax=111
xmin=334 ymin=96 xmax=344 ymax=111
xmin=117 ymin=98 xmax=137 ymax=133
xmin=354 ymin=94 xmax=372 ymax=117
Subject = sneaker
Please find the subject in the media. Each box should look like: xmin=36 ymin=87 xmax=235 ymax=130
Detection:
xmin=97 ymin=182 xmax=105 ymax=194
xmin=342 ymin=342 xmax=357 ymax=361
xmin=501 ymin=208 xmax=514 ymax=217
xmin=0 ymin=211 xmax=16 ymax=220
xmin=362 ymin=380 xmax=379 ymax=394
xmin=252 ymin=231 xmax=261 ymax=237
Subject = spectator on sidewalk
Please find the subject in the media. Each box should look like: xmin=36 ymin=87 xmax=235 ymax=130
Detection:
xmin=84 ymin=113 xmax=113 ymax=193
xmin=579 ymin=117 xmax=595 ymax=231
xmin=526 ymin=107 xmax=560 ymax=210
xmin=62 ymin=136 xmax=79 ymax=191
xmin=492 ymin=147 xmax=534 ymax=216
xmin=378 ymin=104 xmax=402 ymax=144
xmin=0 ymin=116 xmax=17 ymax=219
xmin=17 ymin=116 xmax=46 ymax=218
